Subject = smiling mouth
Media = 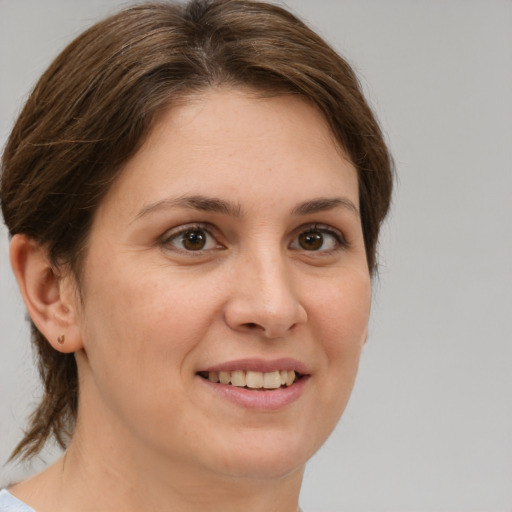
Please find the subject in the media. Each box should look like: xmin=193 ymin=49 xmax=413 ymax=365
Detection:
xmin=197 ymin=370 xmax=300 ymax=390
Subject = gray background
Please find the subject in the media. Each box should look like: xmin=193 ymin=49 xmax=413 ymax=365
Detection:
xmin=1 ymin=1 xmax=511 ymax=510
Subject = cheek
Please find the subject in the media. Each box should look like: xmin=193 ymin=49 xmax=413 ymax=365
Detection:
xmin=305 ymin=272 xmax=370 ymax=414
xmin=308 ymin=271 xmax=371 ymax=350
xmin=79 ymin=249 xmax=224 ymax=378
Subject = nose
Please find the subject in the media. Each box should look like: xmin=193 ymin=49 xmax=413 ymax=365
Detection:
xmin=223 ymin=250 xmax=307 ymax=339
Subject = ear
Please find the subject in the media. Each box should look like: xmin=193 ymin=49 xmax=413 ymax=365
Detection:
xmin=9 ymin=234 xmax=83 ymax=353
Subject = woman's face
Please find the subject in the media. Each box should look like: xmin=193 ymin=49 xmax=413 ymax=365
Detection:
xmin=73 ymin=88 xmax=371 ymax=480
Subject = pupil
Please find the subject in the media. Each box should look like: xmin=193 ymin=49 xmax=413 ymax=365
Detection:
xmin=299 ymin=231 xmax=323 ymax=250
xmin=183 ymin=230 xmax=206 ymax=250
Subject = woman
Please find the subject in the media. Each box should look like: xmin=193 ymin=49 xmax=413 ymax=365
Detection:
xmin=0 ymin=1 xmax=393 ymax=511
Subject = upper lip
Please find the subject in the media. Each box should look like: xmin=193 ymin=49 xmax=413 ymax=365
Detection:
xmin=198 ymin=358 xmax=310 ymax=375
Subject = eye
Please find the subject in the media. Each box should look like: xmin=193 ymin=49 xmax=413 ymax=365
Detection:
xmin=162 ymin=225 xmax=220 ymax=252
xmin=290 ymin=225 xmax=345 ymax=252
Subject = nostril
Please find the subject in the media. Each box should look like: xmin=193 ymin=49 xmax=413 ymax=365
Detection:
xmin=244 ymin=322 xmax=260 ymax=330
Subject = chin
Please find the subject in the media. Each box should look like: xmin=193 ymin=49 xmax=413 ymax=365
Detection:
xmin=199 ymin=426 xmax=322 ymax=481
xmin=214 ymin=452 xmax=308 ymax=482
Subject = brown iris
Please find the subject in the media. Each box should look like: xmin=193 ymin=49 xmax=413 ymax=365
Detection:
xmin=182 ymin=229 xmax=207 ymax=250
xmin=298 ymin=230 xmax=323 ymax=250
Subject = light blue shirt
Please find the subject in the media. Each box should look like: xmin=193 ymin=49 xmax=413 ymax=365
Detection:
xmin=0 ymin=490 xmax=35 ymax=512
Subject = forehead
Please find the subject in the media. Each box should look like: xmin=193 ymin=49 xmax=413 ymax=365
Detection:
xmin=141 ymin=88 xmax=346 ymax=161
xmin=96 ymin=87 xmax=359 ymax=221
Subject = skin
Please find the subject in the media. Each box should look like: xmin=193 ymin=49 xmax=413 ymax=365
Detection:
xmin=9 ymin=88 xmax=371 ymax=512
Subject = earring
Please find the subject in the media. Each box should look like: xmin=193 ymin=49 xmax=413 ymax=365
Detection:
xmin=57 ymin=334 xmax=65 ymax=345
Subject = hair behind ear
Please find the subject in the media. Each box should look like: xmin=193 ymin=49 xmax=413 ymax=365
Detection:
xmin=9 ymin=329 xmax=78 ymax=462
xmin=8 ymin=234 xmax=80 ymax=461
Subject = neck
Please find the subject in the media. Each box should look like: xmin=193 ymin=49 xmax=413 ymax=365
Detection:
xmin=12 ymin=415 xmax=304 ymax=512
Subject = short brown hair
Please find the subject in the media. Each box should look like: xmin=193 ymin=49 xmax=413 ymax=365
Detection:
xmin=1 ymin=0 xmax=393 ymax=461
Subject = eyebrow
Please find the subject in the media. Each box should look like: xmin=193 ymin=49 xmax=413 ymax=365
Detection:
xmin=133 ymin=195 xmax=242 ymax=221
xmin=133 ymin=194 xmax=359 ymax=222
xmin=291 ymin=197 xmax=359 ymax=217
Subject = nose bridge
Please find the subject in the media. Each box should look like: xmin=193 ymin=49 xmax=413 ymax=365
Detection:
xmin=251 ymin=245 xmax=293 ymax=309
xmin=225 ymin=242 xmax=307 ymax=337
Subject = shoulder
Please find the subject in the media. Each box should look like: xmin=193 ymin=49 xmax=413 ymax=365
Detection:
xmin=0 ymin=490 xmax=36 ymax=512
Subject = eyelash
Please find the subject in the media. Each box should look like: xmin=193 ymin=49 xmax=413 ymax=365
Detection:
xmin=290 ymin=224 xmax=349 ymax=254
xmin=160 ymin=223 xmax=222 ymax=254
xmin=160 ymin=223 xmax=348 ymax=255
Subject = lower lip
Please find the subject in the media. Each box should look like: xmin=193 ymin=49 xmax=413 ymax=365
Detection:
xmin=198 ymin=375 xmax=309 ymax=410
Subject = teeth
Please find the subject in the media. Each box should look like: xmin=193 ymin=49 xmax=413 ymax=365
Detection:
xmin=263 ymin=371 xmax=281 ymax=389
xmin=246 ymin=371 xmax=264 ymax=389
xmin=279 ymin=370 xmax=296 ymax=386
xmin=231 ymin=370 xmax=246 ymax=387
xmin=219 ymin=371 xmax=231 ymax=385
xmin=203 ymin=370 xmax=298 ymax=389
xmin=285 ymin=370 xmax=296 ymax=386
